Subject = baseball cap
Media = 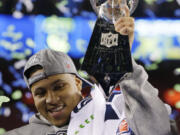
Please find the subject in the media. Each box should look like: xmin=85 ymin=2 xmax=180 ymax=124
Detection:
xmin=23 ymin=49 xmax=92 ymax=88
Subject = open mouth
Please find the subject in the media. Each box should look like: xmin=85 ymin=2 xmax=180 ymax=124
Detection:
xmin=48 ymin=105 xmax=65 ymax=119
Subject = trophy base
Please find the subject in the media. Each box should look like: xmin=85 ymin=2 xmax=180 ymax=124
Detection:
xmin=93 ymin=73 xmax=125 ymax=95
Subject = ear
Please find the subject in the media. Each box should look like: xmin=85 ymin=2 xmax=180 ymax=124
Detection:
xmin=75 ymin=76 xmax=82 ymax=92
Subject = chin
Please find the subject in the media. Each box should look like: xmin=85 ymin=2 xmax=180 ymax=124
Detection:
xmin=50 ymin=118 xmax=69 ymax=127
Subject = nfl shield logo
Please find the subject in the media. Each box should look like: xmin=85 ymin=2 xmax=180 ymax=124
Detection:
xmin=100 ymin=32 xmax=118 ymax=48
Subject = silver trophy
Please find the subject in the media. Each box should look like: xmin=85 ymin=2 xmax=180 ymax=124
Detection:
xmin=81 ymin=0 xmax=138 ymax=95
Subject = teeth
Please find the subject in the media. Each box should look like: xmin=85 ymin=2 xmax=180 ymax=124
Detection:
xmin=49 ymin=105 xmax=64 ymax=112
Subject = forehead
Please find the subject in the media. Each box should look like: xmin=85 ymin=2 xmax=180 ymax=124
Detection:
xmin=30 ymin=71 xmax=75 ymax=89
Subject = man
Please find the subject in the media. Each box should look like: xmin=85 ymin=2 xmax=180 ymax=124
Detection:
xmin=3 ymin=8 xmax=177 ymax=135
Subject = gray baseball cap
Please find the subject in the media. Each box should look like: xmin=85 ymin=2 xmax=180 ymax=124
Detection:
xmin=23 ymin=49 xmax=92 ymax=88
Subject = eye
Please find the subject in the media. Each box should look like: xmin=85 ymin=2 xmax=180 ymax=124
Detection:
xmin=53 ymin=83 xmax=65 ymax=91
xmin=34 ymin=88 xmax=46 ymax=97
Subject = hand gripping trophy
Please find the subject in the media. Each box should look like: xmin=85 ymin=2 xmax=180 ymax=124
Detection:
xmin=81 ymin=0 xmax=138 ymax=95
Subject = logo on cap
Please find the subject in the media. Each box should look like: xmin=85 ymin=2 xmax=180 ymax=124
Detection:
xmin=66 ymin=64 xmax=70 ymax=69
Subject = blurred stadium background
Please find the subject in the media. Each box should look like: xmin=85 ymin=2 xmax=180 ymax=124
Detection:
xmin=0 ymin=0 xmax=179 ymax=134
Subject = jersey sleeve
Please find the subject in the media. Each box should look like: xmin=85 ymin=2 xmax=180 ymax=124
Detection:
xmin=118 ymin=58 xmax=172 ymax=135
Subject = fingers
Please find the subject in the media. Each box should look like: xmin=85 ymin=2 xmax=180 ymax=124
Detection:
xmin=113 ymin=3 xmax=132 ymax=35
xmin=115 ymin=17 xmax=134 ymax=29
xmin=119 ymin=27 xmax=134 ymax=35
xmin=120 ymin=4 xmax=130 ymax=17
xmin=114 ymin=17 xmax=134 ymax=35
xmin=123 ymin=5 xmax=130 ymax=17
xmin=114 ymin=16 xmax=135 ymax=49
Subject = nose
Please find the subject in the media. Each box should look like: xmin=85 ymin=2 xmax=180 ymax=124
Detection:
xmin=46 ymin=90 xmax=60 ymax=104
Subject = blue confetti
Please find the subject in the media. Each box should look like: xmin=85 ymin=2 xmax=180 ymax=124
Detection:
xmin=0 ymin=51 xmax=12 ymax=61
xmin=170 ymin=110 xmax=179 ymax=120
xmin=139 ymin=56 xmax=152 ymax=66
xmin=15 ymin=101 xmax=29 ymax=114
xmin=0 ymin=72 xmax=2 ymax=85
xmin=0 ymin=107 xmax=4 ymax=115
xmin=174 ymin=9 xmax=180 ymax=17
xmin=145 ymin=9 xmax=156 ymax=18
xmin=25 ymin=92 xmax=32 ymax=99
xmin=80 ymin=11 xmax=97 ymax=19
xmin=22 ymin=113 xmax=29 ymax=122
xmin=8 ymin=66 xmax=21 ymax=79
xmin=29 ymin=111 xmax=35 ymax=118
xmin=2 ymin=84 xmax=12 ymax=94
xmin=156 ymin=0 xmax=166 ymax=4
xmin=22 ymin=111 xmax=35 ymax=123
xmin=12 ymin=79 xmax=27 ymax=88
xmin=15 ymin=2 xmax=23 ymax=11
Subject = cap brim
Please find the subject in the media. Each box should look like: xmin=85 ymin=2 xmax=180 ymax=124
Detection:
xmin=76 ymin=74 xmax=93 ymax=87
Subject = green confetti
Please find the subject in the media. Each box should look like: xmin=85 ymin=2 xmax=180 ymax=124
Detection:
xmin=79 ymin=124 xmax=85 ymax=128
xmin=26 ymin=38 xmax=35 ymax=48
xmin=25 ymin=49 xmax=32 ymax=56
xmin=0 ymin=128 xmax=6 ymax=135
xmin=85 ymin=119 xmax=90 ymax=124
xmin=12 ymin=52 xmax=26 ymax=60
xmin=90 ymin=115 xmax=94 ymax=120
xmin=0 ymin=96 xmax=10 ymax=107
xmin=175 ymin=101 xmax=180 ymax=109
xmin=174 ymin=84 xmax=180 ymax=92
xmin=74 ymin=131 xmax=79 ymax=135
xmin=145 ymin=63 xmax=158 ymax=71
xmin=0 ymin=1 xmax=2 ymax=7
xmin=78 ymin=70 xmax=88 ymax=79
xmin=11 ymin=90 xmax=22 ymax=100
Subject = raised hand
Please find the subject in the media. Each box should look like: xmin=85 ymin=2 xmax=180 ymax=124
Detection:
xmin=114 ymin=5 xmax=134 ymax=49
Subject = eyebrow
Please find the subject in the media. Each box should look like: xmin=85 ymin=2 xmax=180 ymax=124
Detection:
xmin=51 ymin=79 xmax=65 ymax=86
xmin=33 ymin=87 xmax=45 ymax=95
xmin=32 ymin=79 xmax=66 ymax=93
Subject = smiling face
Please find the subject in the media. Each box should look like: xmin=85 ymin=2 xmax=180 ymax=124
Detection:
xmin=30 ymin=71 xmax=82 ymax=127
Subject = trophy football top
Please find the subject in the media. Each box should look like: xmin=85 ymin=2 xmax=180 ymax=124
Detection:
xmin=90 ymin=0 xmax=139 ymax=23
